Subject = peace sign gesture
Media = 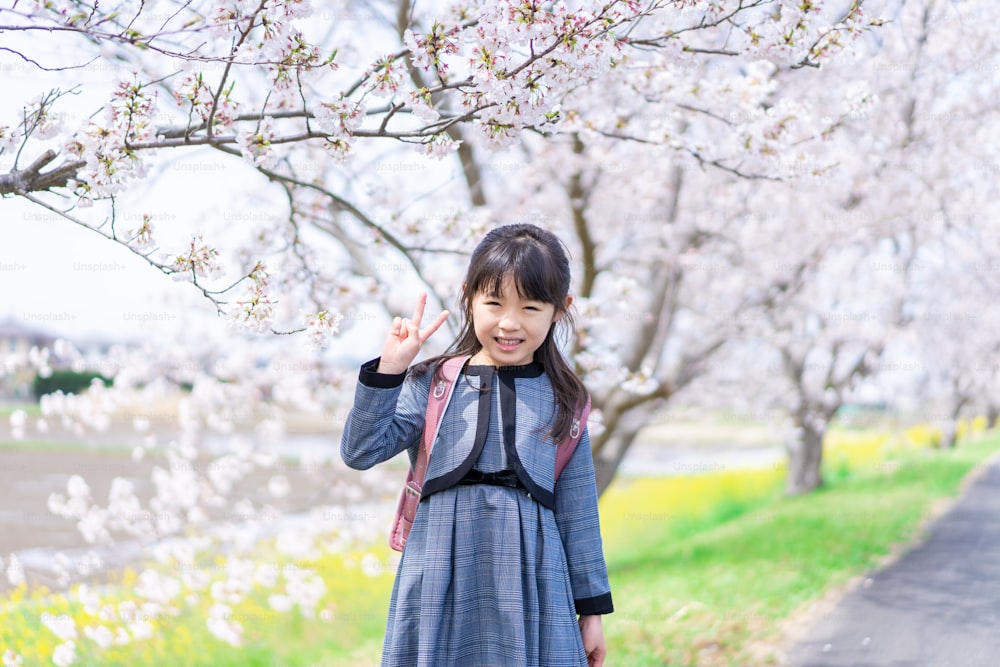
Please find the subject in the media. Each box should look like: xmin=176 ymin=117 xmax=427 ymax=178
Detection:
xmin=377 ymin=293 xmax=450 ymax=374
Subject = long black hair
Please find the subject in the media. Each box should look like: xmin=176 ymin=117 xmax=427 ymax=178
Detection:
xmin=413 ymin=223 xmax=588 ymax=444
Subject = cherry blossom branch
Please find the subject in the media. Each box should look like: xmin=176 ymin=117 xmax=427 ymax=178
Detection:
xmin=791 ymin=1 xmax=872 ymax=70
xmin=16 ymin=191 xmax=242 ymax=310
xmin=0 ymin=149 xmax=85 ymax=195
xmin=205 ymin=0 xmax=268 ymax=139
xmin=0 ymin=21 xmax=247 ymax=63
xmin=624 ymin=0 xmax=769 ymax=47
xmin=208 ymin=143 xmax=452 ymax=316
xmin=0 ymin=45 xmax=100 ymax=71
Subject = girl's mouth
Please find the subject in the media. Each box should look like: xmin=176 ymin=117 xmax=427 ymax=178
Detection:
xmin=495 ymin=337 xmax=523 ymax=350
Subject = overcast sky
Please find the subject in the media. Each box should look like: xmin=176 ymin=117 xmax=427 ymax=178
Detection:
xmin=1 ymin=196 xmax=186 ymax=342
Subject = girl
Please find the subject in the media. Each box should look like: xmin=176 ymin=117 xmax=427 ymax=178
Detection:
xmin=341 ymin=224 xmax=613 ymax=667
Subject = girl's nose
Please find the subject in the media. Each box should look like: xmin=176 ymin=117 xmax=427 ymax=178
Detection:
xmin=499 ymin=310 xmax=521 ymax=330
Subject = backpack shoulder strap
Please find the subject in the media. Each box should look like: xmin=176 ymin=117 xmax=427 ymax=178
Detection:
xmin=411 ymin=355 xmax=470 ymax=484
xmin=554 ymin=394 xmax=591 ymax=483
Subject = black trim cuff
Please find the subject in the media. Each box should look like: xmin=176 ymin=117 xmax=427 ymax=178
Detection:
xmin=575 ymin=592 xmax=614 ymax=616
xmin=358 ymin=357 xmax=407 ymax=389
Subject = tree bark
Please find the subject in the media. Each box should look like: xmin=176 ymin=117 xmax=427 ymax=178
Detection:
xmin=939 ymin=394 xmax=970 ymax=448
xmin=785 ymin=421 xmax=825 ymax=496
xmin=938 ymin=419 xmax=957 ymax=449
xmin=987 ymin=404 xmax=999 ymax=431
xmin=593 ymin=423 xmax=643 ymax=498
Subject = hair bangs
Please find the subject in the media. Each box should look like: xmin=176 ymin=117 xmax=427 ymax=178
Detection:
xmin=467 ymin=238 xmax=566 ymax=308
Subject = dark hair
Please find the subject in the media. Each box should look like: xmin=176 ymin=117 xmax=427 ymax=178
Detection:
xmin=413 ymin=223 xmax=588 ymax=443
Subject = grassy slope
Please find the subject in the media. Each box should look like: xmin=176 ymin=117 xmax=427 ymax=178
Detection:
xmin=600 ymin=431 xmax=1000 ymax=666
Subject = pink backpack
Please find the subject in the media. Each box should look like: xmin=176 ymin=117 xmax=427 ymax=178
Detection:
xmin=389 ymin=355 xmax=591 ymax=551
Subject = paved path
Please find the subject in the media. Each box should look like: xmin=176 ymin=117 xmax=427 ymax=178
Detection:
xmin=788 ymin=458 xmax=1000 ymax=667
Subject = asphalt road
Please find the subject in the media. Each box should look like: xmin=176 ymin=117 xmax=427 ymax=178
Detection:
xmin=789 ymin=457 xmax=1000 ymax=667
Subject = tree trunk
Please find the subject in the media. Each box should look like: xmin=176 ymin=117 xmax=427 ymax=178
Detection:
xmin=987 ymin=404 xmax=999 ymax=430
xmin=594 ymin=455 xmax=619 ymax=499
xmin=785 ymin=422 xmax=825 ymax=496
xmin=938 ymin=398 xmax=967 ymax=448
xmin=592 ymin=420 xmax=644 ymax=498
xmin=938 ymin=419 xmax=958 ymax=449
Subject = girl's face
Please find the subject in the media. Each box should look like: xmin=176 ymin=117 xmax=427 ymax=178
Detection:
xmin=468 ymin=275 xmax=568 ymax=367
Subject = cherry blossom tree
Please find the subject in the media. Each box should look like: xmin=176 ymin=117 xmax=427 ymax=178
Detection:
xmin=834 ymin=0 xmax=1000 ymax=449
xmin=904 ymin=226 xmax=1000 ymax=448
xmin=685 ymin=0 xmax=1000 ymax=493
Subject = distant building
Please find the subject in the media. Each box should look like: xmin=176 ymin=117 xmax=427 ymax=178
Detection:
xmin=0 ymin=317 xmax=55 ymax=400
xmin=0 ymin=317 xmax=55 ymax=356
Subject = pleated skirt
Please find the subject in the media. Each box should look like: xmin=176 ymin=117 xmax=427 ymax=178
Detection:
xmin=380 ymin=484 xmax=588 ymax=667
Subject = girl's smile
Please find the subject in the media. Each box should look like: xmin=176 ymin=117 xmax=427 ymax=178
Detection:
xmin=495 ymin=336 xmax=524 ymax=350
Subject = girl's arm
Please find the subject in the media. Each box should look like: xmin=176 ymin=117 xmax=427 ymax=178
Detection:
xmin=340 ymin=293 xmax=449 ymax=470
xmin=339 ymin=359 xmax=430 ymax=470
xmin=553 ymin=426 xmax=614 ymax=615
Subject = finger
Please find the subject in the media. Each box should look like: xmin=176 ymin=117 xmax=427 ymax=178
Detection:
xmin=410 ymin=292 xmax=427 ymax=327
xmin=390 ymin=316 xmax=402 ymax=335
xmin=419 ymin=310 xmax=449 ymax=342
xmin=404 ymin=318 xmax=420 ymax=340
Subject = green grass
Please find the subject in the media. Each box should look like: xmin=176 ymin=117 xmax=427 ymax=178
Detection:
xmin=0 ymin=403 xmax=41 ymax=418
xmin=0 ymin=438 xmax=137 ymax=453
xmin=601 ymin=430 xmax=1000 ymax=666
xmin=3 ymin=428 xmax=997 ymax=666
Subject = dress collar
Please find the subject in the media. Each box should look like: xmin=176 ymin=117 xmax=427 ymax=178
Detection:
xmin=463 ymin=361 xmax=544 ymax=378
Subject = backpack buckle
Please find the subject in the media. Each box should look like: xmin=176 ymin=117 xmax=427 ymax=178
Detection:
xmin=432 ymin=380 xmax=446 ymax=398
xmin=570 ymin=419 xmax=581 ymax=439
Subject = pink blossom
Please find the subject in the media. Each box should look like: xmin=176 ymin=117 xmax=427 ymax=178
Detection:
xmin=315 ymin=98 xmax=366 ymax=137
xmin=51 ymin=641 xmax=75 ymax=667
xmin=167 ymin=235 xmax=222 ymax=280
xmin=2 ymin=649 xmax=23 ymax=667
xmin=404 ymin=22 xmax=460 ymax=75
xmin=83 ymin=625 xmax=115 ymax=650
xmin=236 ymin=116 xmax=278 ymax=168
xmin=366 ymin=55 xmax=405 ymax=97
xmin=422 ymin=134 xmax=461 ymax=158
xmin=229 ymin=261 xmax=276 ymax=333
xmin=206 ymin=604 xmax=243 ymax=646
xmin=0 ymin=125 xmax=17 ymax=153
xmin=41 ymin=613 xmax=78 ymax=641
xmin=304 ymin=310 xmax=342 ymax=350
xmin=408 ymin=89 xmax=440 ymax=122
xmin=5 ymin=554 xmax=24 ymax=588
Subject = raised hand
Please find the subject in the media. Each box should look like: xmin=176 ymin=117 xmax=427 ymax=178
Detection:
xmin=377 ymin=293 xmax=450 ymax=374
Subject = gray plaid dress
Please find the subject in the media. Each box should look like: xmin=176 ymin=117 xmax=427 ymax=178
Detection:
xmin=341 ymin=359 xmax=613 ymax=667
